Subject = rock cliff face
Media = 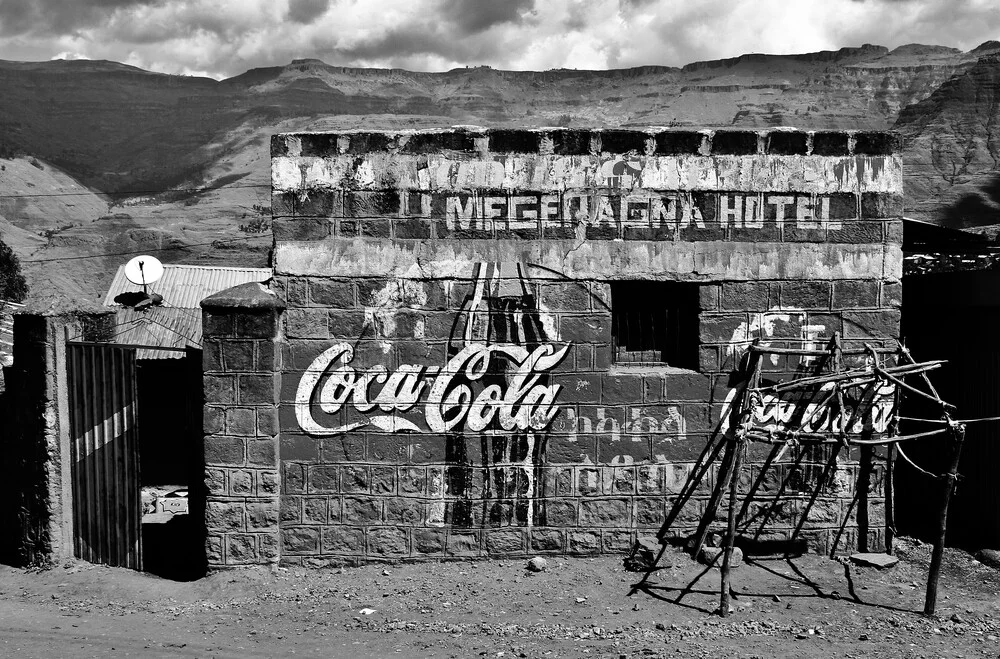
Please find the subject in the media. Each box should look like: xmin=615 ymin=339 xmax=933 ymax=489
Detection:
xmin=895 ymin=55 xmax=1000 ymax=226
xmin=2 ymin=41 xmax=1000 ymax=299
xmin=2 ymin=42 xmax=997 ymax=196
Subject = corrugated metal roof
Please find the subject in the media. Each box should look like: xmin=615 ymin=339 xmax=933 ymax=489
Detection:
xmin=0 ymin=300 xmax=23 ymax=368
xmin=104 ymin=264 xmax=271 ymax=358
xmin=104 ymin=264 xmax=271 ymax=309
xmin=111 ymin=308 xmax=201 ymax=359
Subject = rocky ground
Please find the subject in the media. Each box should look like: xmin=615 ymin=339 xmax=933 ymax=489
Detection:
xmin=1 ymin=537 xmax=999 ymax=658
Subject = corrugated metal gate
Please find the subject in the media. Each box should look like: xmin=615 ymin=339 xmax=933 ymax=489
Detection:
xmin=67 ymin=342 xmax=142 ymax=569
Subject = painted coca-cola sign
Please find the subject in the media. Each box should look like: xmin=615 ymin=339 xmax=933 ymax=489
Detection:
xmin=295 ymin=342 xmax=569 ymax=435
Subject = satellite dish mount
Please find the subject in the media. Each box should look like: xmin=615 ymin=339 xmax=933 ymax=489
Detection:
xmin=122 ymin=255 xmax=165 ymax=310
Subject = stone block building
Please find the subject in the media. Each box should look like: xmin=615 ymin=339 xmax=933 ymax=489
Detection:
xmin=201 ymin=127 xmax=902 ymax=567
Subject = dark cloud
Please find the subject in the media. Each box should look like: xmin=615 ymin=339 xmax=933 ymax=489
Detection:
xmin=1 ymin=0 xmax=999 ymax=79
xmin=330 ymin=27 xmax=456 ymax=61
xmin=287 ymin=0 xmax=330 ymax=24
xmin=0 ymin=0 xmax=158 ymax=36
xmin=441 ymin=0 xmax=533 ymax=34
xmin=303 ymin=21 xmax=502 ymax=69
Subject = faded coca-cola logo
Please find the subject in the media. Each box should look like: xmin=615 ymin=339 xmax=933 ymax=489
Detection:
xmin=295 ymin=342 xmax=570 ymax=435
xmin=720 ymin=381 xmax=896 ymax=435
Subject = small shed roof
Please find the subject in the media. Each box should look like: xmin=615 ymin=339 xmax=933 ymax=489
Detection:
xmin=104 ymin=264 xmax=272 ymax=309
xmin=103 ymin=264 xmax=271 ymax=358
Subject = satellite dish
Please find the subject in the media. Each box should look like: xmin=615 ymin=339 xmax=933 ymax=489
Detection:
xmin=124 ymin=255 xmax=164 ymax=288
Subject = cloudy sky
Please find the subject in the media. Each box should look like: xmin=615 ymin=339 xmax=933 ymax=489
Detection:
xmin=0 ymin=0 xmax=997 ymax=78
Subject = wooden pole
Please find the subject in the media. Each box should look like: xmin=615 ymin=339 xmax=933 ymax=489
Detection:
xmin=719 ymin=437 xmax=745 ymax=617
xmin=857 ymin=444 xmax=872 ymax=553
xmin=658 ymin=430 xmax=728 ymax=541
xmin=690 ymin=439 xmax=737 ymax=560
xmin=765 ymin=360 xmax=944 ymax=394
xmin=885 ymin=443 xmax=896 ymax=555
xmin=924 ymin=421 xmax=966 ymax=615
xmin=886 ymin=372 xmax=902 ymax=556
xmin=718 ymin=343 xmax=762 ymax=616
xmin=873 ymin=365 xmax=956 ymax=411
xmin=744 ymin=426 xmax=949 ymax=446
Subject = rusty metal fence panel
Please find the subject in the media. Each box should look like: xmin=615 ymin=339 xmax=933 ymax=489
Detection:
xmin=67 ymin=342 xmax=141 ymax=569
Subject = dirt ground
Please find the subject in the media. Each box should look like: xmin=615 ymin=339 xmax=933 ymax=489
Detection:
xmin=2 ymin=538 xmax=999 ymax=659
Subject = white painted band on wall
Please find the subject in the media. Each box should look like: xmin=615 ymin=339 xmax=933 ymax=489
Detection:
xmin=274 ymin=240 xmax=903 ymax=282
xmin=272 ymin=154 xmax=903 ymax=194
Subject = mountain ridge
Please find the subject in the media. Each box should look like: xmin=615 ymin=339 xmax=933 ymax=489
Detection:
xmin=3 ymin=40 xmax=1000 ymax=302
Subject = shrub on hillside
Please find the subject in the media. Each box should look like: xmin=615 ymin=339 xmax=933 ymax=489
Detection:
xmin=0 ymin=237 xmax=28 ymax=303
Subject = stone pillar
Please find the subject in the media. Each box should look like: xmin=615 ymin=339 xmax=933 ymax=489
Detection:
xmin=201 ymin=282 xmax=284 ymax=568
xmin=2 ymin=304 xmax=113 ymax=566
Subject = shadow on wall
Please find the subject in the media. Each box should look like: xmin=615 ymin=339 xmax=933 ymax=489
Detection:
xmin=939 ymin=174 xmax=1000 ymax=230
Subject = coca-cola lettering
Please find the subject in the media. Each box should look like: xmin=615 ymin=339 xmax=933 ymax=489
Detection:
xmin=295 ymin=342 xmax=570 ymax=435
xmin=720 ymin=381 xmax=896 ymax=435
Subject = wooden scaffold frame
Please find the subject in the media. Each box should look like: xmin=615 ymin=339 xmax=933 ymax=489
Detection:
xmin=633 ymin=333 xmax=981 ymax=617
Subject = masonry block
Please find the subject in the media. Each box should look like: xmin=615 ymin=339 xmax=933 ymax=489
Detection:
xmin=530 ymin=528 xmax=565 ymax=552
xmin=284 ymin=463 xmax=306 ymax=493
xmin=699 ymin=313 xmax=746 ymax=343
xmin=322 ymin=526 xmax=365 ymax=554
xmin=308 ymin=465 xmax=340 ymax=493
xmin=580 ymin=499 xmax=630 ymax=527
xmin=721 ymin=282 xmax=770 ymax=311
xmin=384 ymin=498 xmax=423 ymax=525
xmin=446 ymin=532 xmax=481 ymax=557
xmin=302 ymin=497 xmax=328 ymax=524
xmin=227 ymin=534 xmax=259 ymax=564
xmin=206 ymin=534 xmax=224 ymax=564
xmin=259 ymin=470 xmax=280 ymax=496
xmin=343 ymin=496 xmax=382 ymax=524
xmin=230 ymin=469 xmax=254 ymax=495
xmin=205 ymin=436 xmax=245 ymax=466
xmin=203 ymin=340 xmax=222 ymax=371
xmin=341 ymin=465 xmax=370 ymax=492
xmin=309 ymin=280 xmax=355 ymax=307
xmin=842 ymin=310 xmax=901 ymax=339
xmin=280 ymin=496 xmax=301 ymax=523
xmin=224 ymin=341 xmax=255 ymax=371
xmin=282 ymin=527 xmax=321 ymax=554
xmin=285 ymin=309 xmax=329 ymax=339
xmin=205 ymin=468 xmax=227 ymax=496
xmin=204 ymin=406 xmax=224 ymax=435
xmin=238 ymin=375 xmax=275 ymax=405
xmin=247 ymin=502 xmax=279 ymax=529
xmin=486 ymin=529 xmax=526 ymax=554
xmin=260 ymin=533 xmax=280 ymax=562
xmin=204 ymin=375 xmax=236 ymax=405
xmin=779 ymin=281 xmax=830 ymax=309
xmin=832 ymin=280 xmax=880 ymax=309
xmin=225 ymin=408 xmax=256 ymax=436
xmin=602 ymin=529 xmax=634 ymax=552
xmin=368 ymin=527 xmax=408 ymax=557
xmin=412 ymin=529 xmax=445 ymax=555
xmin=569 ymin=531 xmax=601 ymax=554
xmin=635 ymin=498 xmax=665 ymax=528
xmin=601 ymin=374 xmax=644 ymax=404
xmin=206 ymin=501 xmax=245 ymax=532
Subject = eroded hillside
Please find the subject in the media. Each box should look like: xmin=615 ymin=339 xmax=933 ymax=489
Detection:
xmin=3 ymin=41 xmax=1000 ymax=300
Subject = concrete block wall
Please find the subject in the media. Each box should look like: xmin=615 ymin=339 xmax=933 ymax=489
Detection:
xmin=1 ymin=308 xmax=114 ymax=566
xmin=201 ymin=283 xmax=284 ymax=567
xmin=268 ymin=127 xmax=903 ymax=564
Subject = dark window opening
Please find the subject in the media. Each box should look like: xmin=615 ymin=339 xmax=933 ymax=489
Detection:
xmin=611 ymin=281 xmax=699 ymax=368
